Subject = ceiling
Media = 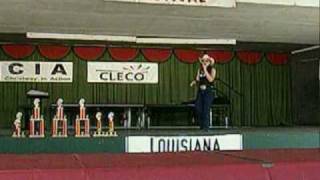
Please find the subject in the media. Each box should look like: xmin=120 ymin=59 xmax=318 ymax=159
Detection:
xmin=0 ymin=0 xmax=319 ymax=49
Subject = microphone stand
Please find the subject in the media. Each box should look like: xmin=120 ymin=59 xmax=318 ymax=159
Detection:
xmin=213 ymin=78 xmax=243 ymax=128
xmin=215 ymin=78 xmax=243 ymax=97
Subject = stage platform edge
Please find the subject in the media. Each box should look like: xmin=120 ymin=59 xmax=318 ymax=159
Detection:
xmin=0 ymin=127 xmax=319 ymax=154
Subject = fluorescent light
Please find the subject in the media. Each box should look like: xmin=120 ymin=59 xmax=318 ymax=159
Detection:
xmin=291 ymin=45 xmax=320 ymax=54
xmin=136 ymin=38 xmax=236 ymax=45
xmin=26 ymin=32 xmax=136 ymax=42
xmin=26 ymin=32 xmax=236 ymax=45
xmin=300 ymin=58 xmax=320 ymax=62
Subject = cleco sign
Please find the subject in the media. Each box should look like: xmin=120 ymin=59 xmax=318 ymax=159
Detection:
xmin=126 ymin=135 xmax=243 ymax=153
xmin=88 ymin=62 xmax=158 ymax=84
xmin=0 ymin=61 xmax=73 ymax=82
xmin=99 ymin=70 xmax=145 ymax=82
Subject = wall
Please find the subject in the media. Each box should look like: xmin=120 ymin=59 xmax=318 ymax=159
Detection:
xmin=291 ymin=49 xmax=320 ymax=125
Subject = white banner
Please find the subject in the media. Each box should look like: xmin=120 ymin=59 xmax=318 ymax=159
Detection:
xmin=88 ymin=62 xmax=158 ymax=84
xmin=238 ymin=0 xmax=319 ymax=7
xmin=126 ymin=134 xmax=243 ymax=153
xmin=107 ymin=0 xmax=236 ymax=7
xmin=0 ymin=61 xmax=73 ymax=82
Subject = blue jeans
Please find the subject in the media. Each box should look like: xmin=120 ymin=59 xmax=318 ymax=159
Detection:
xmin=195 ymin=88 xmax=214 ymax=130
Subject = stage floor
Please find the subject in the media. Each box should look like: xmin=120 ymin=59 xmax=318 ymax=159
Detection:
xmin=0 ymin=149 xmax=319 ymax=180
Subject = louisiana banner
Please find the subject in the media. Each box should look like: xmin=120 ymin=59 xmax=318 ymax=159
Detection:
xmin=126 ymin=135 xmax=243 ymax=153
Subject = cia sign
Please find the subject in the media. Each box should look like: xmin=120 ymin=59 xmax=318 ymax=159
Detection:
xmin=0 ymin=61 xmax=73 ymax=82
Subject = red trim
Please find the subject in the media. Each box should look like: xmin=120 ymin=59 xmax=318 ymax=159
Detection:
xmin=206 ymin=50 xmax=233 ymax=63
xmin=236 ymin=51 xmax=262 ymax=64
xmin=73 ymin=46 xmax=105 ymax=60
xmin=2 ymin=44 xmax=35 ymax=59
xmin=266 ymin=52 xmax=289 ymax=65
xmin=109 ymin=47 xmax=138 ymax=61
xmin=141 ymin=48 xmax=171 ymax=63
xmin=174 ymin=49 xmax=203 ymax=64
xmin=38 ymin=45 xmax=70 ymax=60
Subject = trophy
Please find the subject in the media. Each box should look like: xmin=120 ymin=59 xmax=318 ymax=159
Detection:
xmin=121 ymin=113 xmax=128 ymax=128
xmin=75 ymin=98 xmax=90 ymax=137
xmin=93 ymin=112 xmax=105 ymax=137
xmin=107 ymin=112 xmax=117 ymax=136
xmin=29 ymin=98 xmax=45 ymax=138
xmin=52 ymin=98 xmax=68 ymax=137
xmin=12 ymin=112 xmax=25 ymax=138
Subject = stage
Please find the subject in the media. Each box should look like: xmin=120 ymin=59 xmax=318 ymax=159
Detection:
xmin=0 ymin=125 xmax=319 ymax=179
xmin=0 ymin=149 xmax=319 ymax=180
xmin=0 ymin=127 xmax=319 ymax=153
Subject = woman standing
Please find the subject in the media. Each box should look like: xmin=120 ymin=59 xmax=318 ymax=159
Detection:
xmin=190 ymin=54 xmax=216 ymax=131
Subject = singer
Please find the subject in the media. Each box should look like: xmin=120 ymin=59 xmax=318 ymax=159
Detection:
xmin=190 ymin=54 xmax=216 ymax=131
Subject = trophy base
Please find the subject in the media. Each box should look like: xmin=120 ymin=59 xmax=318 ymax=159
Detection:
xmin=75 ymin=134 xmax=90 ymax=138
xmin=93 ymin=131 xmax=106 ymax=137
xmin=29 ymin=134 xmax=45 ymax=138
xmin=12 ymin=132 xmax=26 ymax=138
xmin=106 ymin=132 xmax=118 ymax=137
xmin=52 ymin=134 xmax=68 ymax=138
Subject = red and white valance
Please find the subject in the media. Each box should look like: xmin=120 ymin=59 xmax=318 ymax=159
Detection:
xmin=237 ymin=51 xmax=262 ymax=64
xmin=73 ymin=46 xmax=105 ymax=61
xmin=141 ymin=48 xmax=171 ymax=63
xmin=206 ymin=50 xmax=233 ymax=64
xmin=38 ymin=45 xmax=70 ymax=60
xmin=174 ymin=49 xmax=203 ymax=64
xmin=0 ymin=44 xmax=289 ymax=65
xmin=266 ymin=52 xmax=289 ymax=65
xmin=109 ymin=47 xmax=138 ymax=61
xmin=2 ymin=44 xmax=35 ymax=59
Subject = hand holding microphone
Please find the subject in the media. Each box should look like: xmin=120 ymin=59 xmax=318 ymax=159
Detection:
xmin=190 ymin=80 xmax=196 ymax=87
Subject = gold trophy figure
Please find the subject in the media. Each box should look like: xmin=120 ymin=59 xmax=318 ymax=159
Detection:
xmin=107 ymin=112 xmax=117 ymax=137
xmin=12 ymin=112 xmax=25 ymax=138
xmin=93 ymin=112 xmax=104 ymax=137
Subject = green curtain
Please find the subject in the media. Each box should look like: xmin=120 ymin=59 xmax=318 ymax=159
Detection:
xmin=215 ymin=58 xmax=292 ymax=126
xmin=0 ymin=48 xmax=292 ymax=128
